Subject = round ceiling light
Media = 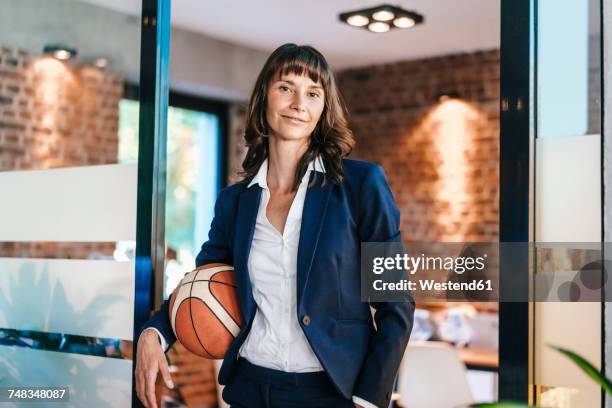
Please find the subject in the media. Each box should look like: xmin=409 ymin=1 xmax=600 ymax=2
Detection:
xmin=372 ymin=9 xmax=395 ymax=21
xmin=393 ymin=16 xmax=416 ymax=28
xmin=368 ymin=22 xmax=390 ymax=33
xmin=347 ymin=14 xmax=369 ymax=27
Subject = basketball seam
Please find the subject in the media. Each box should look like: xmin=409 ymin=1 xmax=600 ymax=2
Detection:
xmin=189 ymin=269 xmax=216 ymax=359
xmin=208 ymin=277 xmax=243 ymax=331
xmin=176 ymin=280 xmax=237 ymax=289
xmin=199 ymin=299 xmax=235 ymax=359
xmin=174 ymin=297 xmax=191 ymax=342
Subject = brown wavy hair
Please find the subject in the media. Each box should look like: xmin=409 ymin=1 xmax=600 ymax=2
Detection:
xmin=238 ymin=43 xmax=355 ymax=192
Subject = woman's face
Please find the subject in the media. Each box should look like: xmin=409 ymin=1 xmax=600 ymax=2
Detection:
xmin=266 ymin=72 xmax=325 ymax=142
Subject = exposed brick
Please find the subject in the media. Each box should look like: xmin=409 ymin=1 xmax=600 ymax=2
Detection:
xmin=0 ymin=45 xmax=123 ymax=175
xmin=336 ymin=50 xmax=500 ymax=244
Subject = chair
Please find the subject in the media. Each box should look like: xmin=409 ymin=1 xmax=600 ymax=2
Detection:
xmin=396 ymin=341 xmax=474 ymax=408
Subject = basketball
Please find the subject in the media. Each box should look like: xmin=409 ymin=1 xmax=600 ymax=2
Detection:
xmin=169 ymin=263 xmax=244 ymax=359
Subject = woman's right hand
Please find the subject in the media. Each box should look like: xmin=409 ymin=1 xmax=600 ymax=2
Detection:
xmin=135 ymin=329 xmax=174 ymax=408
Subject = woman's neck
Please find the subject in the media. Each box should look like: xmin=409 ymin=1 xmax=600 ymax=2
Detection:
xmin=266 ymin=138 xmax=309 ymax=193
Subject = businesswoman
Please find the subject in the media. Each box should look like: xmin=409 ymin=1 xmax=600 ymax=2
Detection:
xmin=136 ymin=43 xmax=414 ymax=408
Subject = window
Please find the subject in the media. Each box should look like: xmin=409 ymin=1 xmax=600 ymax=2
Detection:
xmin=119 ymin=86 xmax=227 ymax=298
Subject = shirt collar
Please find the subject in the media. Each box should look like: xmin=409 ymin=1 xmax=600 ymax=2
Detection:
xmin=247 ymin=155 xmax=326 ymax=189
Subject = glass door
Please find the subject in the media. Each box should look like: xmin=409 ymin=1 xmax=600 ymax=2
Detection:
xmin=0 ymin=1 xmax=169 ymax=406
xmin=532 ymin=0 xmax=603 ymax=406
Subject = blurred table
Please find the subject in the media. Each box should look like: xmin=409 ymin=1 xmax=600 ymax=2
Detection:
xmin=458 ymin=347 xmax=498 ymax=371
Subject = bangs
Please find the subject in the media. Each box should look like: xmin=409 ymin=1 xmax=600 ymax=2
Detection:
xmin=272 ymin=48 xmax=328 ymax=85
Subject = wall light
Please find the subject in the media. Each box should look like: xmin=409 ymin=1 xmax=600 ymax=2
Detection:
xmin=436 ymin=91 xmax=461 ymax=102
xmin=43 ymin=44 xmax=78 ymax=60
xmin=339 ymin=4 xmax=423 ymax=33
xmin=94 ymin=57 xmax=108 ymax=69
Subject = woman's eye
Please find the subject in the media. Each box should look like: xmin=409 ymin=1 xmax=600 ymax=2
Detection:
xmin=279 ymin=86 xmax=291 ymax=92
xmin=309 ymin=92 xmax=320 ymax=98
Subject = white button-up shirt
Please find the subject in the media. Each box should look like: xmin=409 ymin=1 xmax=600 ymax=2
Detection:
xmin=237 ymin=155 xmax=325 ymax=372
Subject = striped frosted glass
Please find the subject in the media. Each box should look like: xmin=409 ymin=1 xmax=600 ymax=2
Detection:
xmin=0 ymin=346 xmax=132 ymax=407
xmin=0 ymin=258 xmax=134 ymax=340
xmin=0 ymin=164 xmax=137 ymax=242
xmin=535 ymin=134 xmax=601 ymax=242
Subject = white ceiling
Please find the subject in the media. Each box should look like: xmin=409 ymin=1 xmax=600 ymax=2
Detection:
xmin=83 ymin=0 xmax=500 ymax=69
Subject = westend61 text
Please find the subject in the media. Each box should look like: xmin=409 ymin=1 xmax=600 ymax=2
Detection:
xmin=373 ymin=279 xmax=494 ymax=291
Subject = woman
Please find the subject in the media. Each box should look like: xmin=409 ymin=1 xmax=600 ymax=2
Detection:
xmin=136 ymin=43 xmax=414 ymax=408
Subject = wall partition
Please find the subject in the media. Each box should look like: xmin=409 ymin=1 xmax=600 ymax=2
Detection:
xmin=532 ymin=0 xmax=602 ymax=406
xmin=0 ymin=0 xmax=169 ymax=407
xmin=500 ymin=0 xmax=606 ymax=406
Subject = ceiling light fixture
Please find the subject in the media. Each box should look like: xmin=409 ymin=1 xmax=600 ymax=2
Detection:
xmin=43 ymin=44 xmax=78 ymax=60
xmin=339 ymin=4 xmax=423 ymax=33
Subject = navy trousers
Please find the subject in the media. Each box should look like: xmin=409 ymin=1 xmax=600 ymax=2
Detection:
xmin=221 ymin=358 xmax=355 ymax=408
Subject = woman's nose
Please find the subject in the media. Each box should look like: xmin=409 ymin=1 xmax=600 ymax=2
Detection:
xmin=290 ymin=92 xmax=307 ymax=111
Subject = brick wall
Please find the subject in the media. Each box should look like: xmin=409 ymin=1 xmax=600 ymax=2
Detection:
xmin=336 ymin=50 xmax=500 ymax=242
xmin=0 ymin=46 xmax=122 ymax=171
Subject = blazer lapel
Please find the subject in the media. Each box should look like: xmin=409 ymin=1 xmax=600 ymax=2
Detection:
xmin=233 ymin=185 xmax=261 ymax=322
xmin=296 ymin=171 xmax=333 ymax=307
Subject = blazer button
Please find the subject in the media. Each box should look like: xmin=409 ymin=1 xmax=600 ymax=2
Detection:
xmin=302 ymin=315 xmax=311 ymax=326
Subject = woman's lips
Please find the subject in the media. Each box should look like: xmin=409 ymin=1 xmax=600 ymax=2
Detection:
xmin=281 ymin=114 xmax=307 ymax=124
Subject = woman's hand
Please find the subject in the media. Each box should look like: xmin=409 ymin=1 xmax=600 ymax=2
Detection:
xmin=135 ymin=330 xmax=174 ymax=408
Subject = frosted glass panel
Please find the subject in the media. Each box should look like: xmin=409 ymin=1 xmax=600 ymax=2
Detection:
xmin=535 ymin=134 xmax=601 ymax=242
xmin=0 ymin=164 xmax=137 ymax=242
xmin=533 ymin=134 xmax=601 ymax=408
xmin=0 ymin=258 xmax=135 ymax=340
xmin=0 ymin=0 xmax=147 ymax=405
xmin=0 ymin=346 xmax=132 ymax=408
xmin=535 ymin=302 xmax=600 ymax=407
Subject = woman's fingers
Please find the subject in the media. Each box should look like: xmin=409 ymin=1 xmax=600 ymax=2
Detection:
xmin=135 ymin=331 xmax=165 ymax=408
xmin=136 ymin=371 xmax=148 ymax=407
xmin=136 ymin=361 xmax=150 ymax=407
xmin=159 ymin=358 xmax=174 ymax=389
xmin=145 ymin=368 xmax=158 ymax=408
xmin=135 ymin=348 xmax=145 ymax=406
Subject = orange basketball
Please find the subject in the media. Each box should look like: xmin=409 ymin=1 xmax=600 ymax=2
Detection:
xmin=169 ymin=263 xmax=243 ymax=359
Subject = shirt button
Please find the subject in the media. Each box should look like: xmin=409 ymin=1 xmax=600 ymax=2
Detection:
xmin=302 ymin=315 xmax=311 ymax=326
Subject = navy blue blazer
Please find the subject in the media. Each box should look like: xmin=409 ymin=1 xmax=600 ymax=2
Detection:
xmin=142 ymin=158 xmax=415 ymax=408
